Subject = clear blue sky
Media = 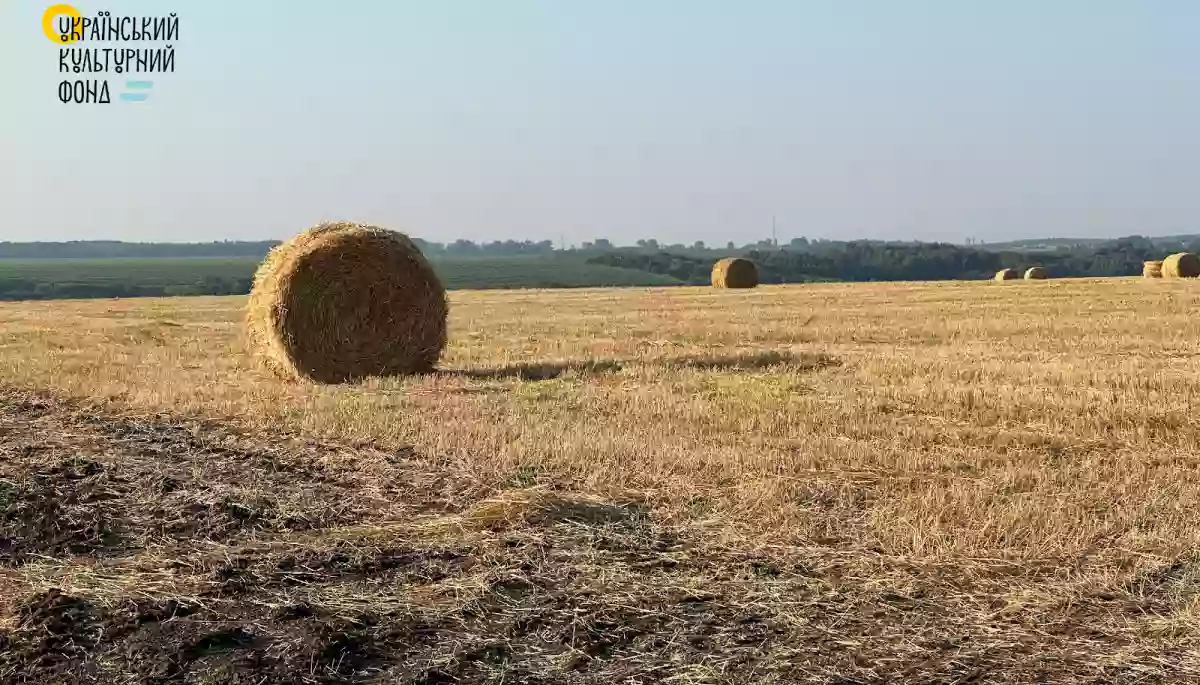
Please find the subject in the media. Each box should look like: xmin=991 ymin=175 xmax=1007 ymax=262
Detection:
xmin=2 ymin=1 xmax=1197 ymax=245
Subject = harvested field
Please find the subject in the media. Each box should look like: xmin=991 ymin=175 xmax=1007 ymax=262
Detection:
xmin=2 ymin=278 xmax=1200 ymax=683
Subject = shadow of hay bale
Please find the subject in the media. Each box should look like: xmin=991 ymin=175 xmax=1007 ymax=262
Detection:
xmin=442 ymin=351 xmax=840 ymax=383
xmin=443 ymin=359 xmax=624 ymax=381
xmin=654 ymin=350 xmax=841 ymax=372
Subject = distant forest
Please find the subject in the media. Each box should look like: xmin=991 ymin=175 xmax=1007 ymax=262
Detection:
xmin=586 ymin=235 xmax=1200 ymax=284
xmin=0 ymin=234 xmax=1194 ymax=300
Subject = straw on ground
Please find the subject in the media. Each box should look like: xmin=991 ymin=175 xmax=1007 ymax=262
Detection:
xmin=2 ymin=278 xmax=1200 ymax=681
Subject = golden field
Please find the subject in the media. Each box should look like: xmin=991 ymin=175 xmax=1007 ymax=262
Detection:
xmin=2 ymin=277 xmax=1200 ymax=682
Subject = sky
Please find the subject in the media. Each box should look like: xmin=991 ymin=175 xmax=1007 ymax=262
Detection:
xmin=1 ymin=1 xmax=1198 ymax=246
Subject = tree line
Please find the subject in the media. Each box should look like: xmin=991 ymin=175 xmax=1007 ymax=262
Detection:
xmin=0 ymin=235 xmax=1195 ymax=301
xmin=0 ymin=278 xmax=253 ymax=301
xmin=0 ymin=241 xmax=281 ymax=259
xmin=1 ymin=234 xmax=1195 ymax=263
xmin=586 ymin=236 xmax=1200 ymax=284
xmin=0 ymin=239 xmax=557 ymax=259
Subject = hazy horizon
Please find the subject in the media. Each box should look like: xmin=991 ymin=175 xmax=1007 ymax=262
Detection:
xmin=0 ymin=233 xmax=1196 ymax=249
xmin=3 ymin=2 xmax=1197 ymax=246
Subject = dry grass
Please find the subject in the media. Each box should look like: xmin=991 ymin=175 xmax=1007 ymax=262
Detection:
xmin=2 ymin=278 xmax=1200 ymax=681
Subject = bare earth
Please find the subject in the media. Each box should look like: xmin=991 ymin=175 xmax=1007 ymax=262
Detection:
xmin=1 ymin=278 xmax=1199 ymax=683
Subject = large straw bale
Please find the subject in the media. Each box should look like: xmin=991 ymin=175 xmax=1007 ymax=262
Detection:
xmin=1143 ymin=260 xmax=1163 ymax=278
xmin=244 ymin=222 xmax=448 ymax=383
xmin=994 ymin=269 xmax=1018 ymax=281
xmin=711 ymin=257 xmax=758 ymax=288
xmin=1023 ymin=267 xmax=1048 ymax=280
xmin=1162 ymin=253 xmax=1200 ymax=278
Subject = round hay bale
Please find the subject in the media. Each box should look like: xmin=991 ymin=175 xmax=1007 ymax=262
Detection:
xmin=1143 ymin=260 xmax=1163 ymax=278
xmin=994 ymin=268 xmax=1018 ymax=281
xmin=1023 ymin=266 xmax=1048 ymax=280
xmin=244 ymin=221 xmax=448 ymax=384
xmin=1162 ymin=252 xmax=1200 ymax=278
xmin=711 ymin=257 xmax=758 ymax=288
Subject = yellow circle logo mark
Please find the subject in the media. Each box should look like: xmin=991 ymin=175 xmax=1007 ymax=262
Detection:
xmin=43 ymin=4 xmax=82 ymax=44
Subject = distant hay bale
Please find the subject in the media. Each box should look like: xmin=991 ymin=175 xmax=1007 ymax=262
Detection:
xmin=1023 ymin=266 xmax=1048 ymax=280
xmin=994 ymin=268 xmax=1018 ymax=281
xmin=711 ymin=257 xmax=758 ymax=289
xmin=1162 ymin=252 xmax=1200 ymax=278
xmin=244 ymin=221 xmax=448 ymax=384
xmin=1143 ymin=260 xmax=1163 ymax=278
